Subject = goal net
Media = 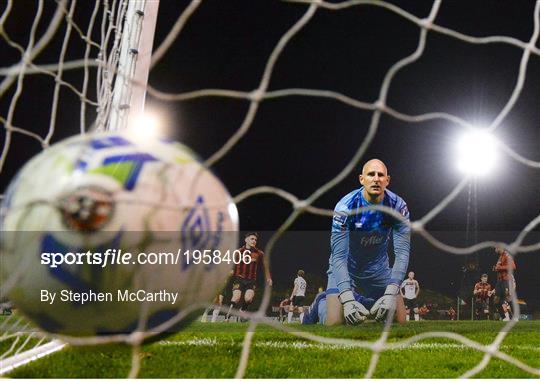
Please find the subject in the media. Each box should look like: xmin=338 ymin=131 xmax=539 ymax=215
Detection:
xmin=1 ymin=0 xmax=539 ymax=378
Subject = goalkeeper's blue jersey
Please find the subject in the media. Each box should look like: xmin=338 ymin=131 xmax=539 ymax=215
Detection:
xmin=328 ymin=187 xmax=410 ymax=293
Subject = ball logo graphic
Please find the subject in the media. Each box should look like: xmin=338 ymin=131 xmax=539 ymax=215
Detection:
xmin=59 ymin=186 xmax=115 ymax=232
xmin=0 ymin=132 xmax=239 ymax=336
xmin=182 ymin=195 xmax=213 ymax=250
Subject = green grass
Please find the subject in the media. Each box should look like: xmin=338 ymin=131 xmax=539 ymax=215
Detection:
xmin=6 ymin=320 xmax=540 ymax=378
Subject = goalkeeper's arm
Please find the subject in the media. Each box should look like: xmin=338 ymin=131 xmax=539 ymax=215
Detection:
xmin=331 ymin=229 xmax=371 ymax=324
xmin=371 ymin=213 xmax=410 ymax=322
xmin=330 ymin=228 xmax=352 ymax=293
xmin=389 ymin=219 xmax=411 ymax=286
xmin=330 ymin=211 xmax=371 ymax=324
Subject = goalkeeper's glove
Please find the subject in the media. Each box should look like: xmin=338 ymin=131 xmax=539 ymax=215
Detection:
xmin=370 ymin=284 xmax=399 ymax=322
xmin=339 ymin=290 xmax=369 ymax=325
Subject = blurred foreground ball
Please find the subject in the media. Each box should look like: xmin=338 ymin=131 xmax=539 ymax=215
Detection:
xmin=0 ymin=132 xmax=238 ymax=336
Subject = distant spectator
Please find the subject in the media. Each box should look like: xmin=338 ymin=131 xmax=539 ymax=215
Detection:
xmin=447 ymin=306 xmax=456 ymax=321
xmin=279 ymin=297 xmax=291 ymax=322
xmin=418 ymin=304 xmax=430 ymax=320
xmin=501 ymin=301 xmax=512 ymax=321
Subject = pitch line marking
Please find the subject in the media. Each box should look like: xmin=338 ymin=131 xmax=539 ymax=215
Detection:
xmin=158 ymin=338 xmax=540 ymax=352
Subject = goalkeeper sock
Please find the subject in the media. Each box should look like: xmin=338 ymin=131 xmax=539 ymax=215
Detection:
xmin=287 ymin=311 xmax=293 ymax=323
xmin=406 ymin=314 xmax=410 ymax=321
xmin=299 ymin=312 xmax=304 ymax=323
xmin=414 ymin=313 xmax=419 ymax=321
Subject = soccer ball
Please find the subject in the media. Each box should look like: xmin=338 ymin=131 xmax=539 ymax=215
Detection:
xmin=0 ymin=132 xmax=238 ymax=336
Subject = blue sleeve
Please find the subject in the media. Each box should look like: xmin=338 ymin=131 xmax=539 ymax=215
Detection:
xmin=302 ymin=292 xmax=326 ymax=324
xmin=330 ymin=202 xmax=352 ymax=293
xmin=390 ymin=199 xmax=411 ymax=286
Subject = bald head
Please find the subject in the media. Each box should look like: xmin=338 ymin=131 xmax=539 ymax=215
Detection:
xmin=359 ymin=159 xmax=390 ymax=203
xmin=362 ymin=159 xmax=388 ymax=176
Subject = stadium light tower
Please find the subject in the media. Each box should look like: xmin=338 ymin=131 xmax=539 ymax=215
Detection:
xmin=454 ymin=128 xmax=500 ymax=312
xmin=455 ymin=130 xmax=499 ymax=176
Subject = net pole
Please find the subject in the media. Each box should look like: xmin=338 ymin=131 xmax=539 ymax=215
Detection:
xmin=108 ymin=0 xmax=160 ymax=131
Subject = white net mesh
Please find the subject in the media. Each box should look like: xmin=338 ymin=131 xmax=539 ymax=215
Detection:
xmin=1 ymin=0 xmax=539 ymax=378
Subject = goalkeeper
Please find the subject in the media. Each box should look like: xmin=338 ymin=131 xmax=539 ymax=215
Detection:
xmin=326 ymin=159 xmax=410 ymax=325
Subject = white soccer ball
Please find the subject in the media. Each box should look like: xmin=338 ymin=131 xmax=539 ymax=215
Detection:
xmin=0 ymin=132 xmax=238 ymax=336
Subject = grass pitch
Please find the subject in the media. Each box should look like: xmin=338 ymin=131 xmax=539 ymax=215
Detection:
xmin=6 ymin=320 xmax=540 ymax=378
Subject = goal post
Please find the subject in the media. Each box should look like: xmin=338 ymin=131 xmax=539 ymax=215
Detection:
xmin=107 ymin=0 xmax=160 ymax=132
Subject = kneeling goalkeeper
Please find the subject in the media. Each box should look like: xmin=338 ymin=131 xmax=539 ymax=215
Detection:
xmin=325 ymin=159 xmax=411 ymax=325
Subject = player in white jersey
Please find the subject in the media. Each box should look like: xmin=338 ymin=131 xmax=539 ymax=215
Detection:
xmin=400 ymin=271 xmax=420 ymax=321
xmin=288 ymin=270 xmax=307 ymax=323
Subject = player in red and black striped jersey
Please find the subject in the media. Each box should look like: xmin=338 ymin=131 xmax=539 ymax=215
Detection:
xmin=493 ymin=246 xmax=517 ymax=320
xmin=226 ymin=232 xmax=272 ymax=321
xmin=473 ymin=274 xmax=494 ymax=320
xmin=232 ymin=247 xmax=265 ymax=283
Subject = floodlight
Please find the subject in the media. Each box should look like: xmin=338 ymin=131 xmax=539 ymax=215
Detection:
xmin=456 ymin=130 xmax=499 ymax=176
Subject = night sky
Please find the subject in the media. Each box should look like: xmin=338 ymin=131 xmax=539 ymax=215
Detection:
xmin=1 ymin=1 xmax=539 ymax=305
